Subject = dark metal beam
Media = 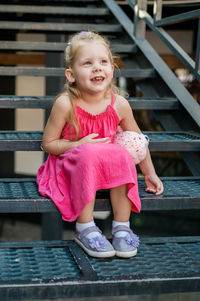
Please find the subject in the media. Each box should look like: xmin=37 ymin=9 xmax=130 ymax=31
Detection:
xmin=0 ymin=177 xmax=200 ymax=212
xmin=0 ymin=95 xmax=179 ymax=110
xmin=103 ymin=0 xmax=200 ymax=127
xmin=143 ymin=13 xmax=200 ymax=81
xmin=154 ymin=9 xmax=200 ymax=26
xmin=0 ymin=130 xmax=200 ymax=151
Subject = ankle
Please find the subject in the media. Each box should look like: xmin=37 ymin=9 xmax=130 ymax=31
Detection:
xmin=112 ymin=220 xmax=130 ymax=238
xmin=76 ymin=221 xmax=102 ymax=239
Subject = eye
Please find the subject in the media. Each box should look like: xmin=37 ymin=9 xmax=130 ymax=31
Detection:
xmin=84 ymin=61 xmax=91 ymax=65
xmin=101 ymin=59 xmax=108 ymax=64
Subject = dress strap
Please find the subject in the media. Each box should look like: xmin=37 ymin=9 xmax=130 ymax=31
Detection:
xmin=111 ymin=92 xmax=116 ymax=106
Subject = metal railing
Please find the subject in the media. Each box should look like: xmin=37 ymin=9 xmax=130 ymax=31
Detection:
xmin=128 ymin=0 xmax=200 ymax=81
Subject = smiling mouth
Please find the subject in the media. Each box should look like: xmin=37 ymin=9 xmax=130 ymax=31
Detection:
xmin=91 ymin=76 xmax=105 ymax=82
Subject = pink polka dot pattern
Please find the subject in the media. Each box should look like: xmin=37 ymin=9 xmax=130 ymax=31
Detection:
xmin=113 ymin=131 xmax=149 ymax=164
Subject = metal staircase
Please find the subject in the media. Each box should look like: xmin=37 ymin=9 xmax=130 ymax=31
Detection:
xmin=0 ymin=0 xmax=200 ymax=299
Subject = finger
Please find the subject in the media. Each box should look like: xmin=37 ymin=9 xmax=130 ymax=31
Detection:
xmin=153 ymin=181 xmax=164 ymax=195
xmin=155 ymin=185 xmax=164 ymax=195
xmin=145 ymin=187 xmax=156 ymax=193
xmin=90 ymin=133 xmax=99 ymax=138
xmin=95 ymin=137 xmax=111 ymax=143
xmin=103 ymin=137 xmax=111 ymax=142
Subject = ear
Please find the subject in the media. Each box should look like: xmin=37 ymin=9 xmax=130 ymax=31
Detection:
xmin=65 ymin=68 xmax=75 ymax=83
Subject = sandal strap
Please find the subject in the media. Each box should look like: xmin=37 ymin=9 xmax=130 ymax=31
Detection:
xmin=78 ymin=226 xmax=102 ymax=240
xmin=112 ymin=225 xmax=132 ymax=236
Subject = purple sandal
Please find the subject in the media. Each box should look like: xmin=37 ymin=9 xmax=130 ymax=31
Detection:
xmin=74 ymin=226 xmax=115 ymax=258
xmin=112 ymin=225 xmax=139 ymax=258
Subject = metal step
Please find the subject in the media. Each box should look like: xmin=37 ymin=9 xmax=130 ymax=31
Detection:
xmin=0 ymin=177 xmax=200 ymax=213
xmin=0 ymin=41 xmax=137 ymax=53
xmin=0 ymin=95 xmax=179 ymax=110
xmin=0 ymin=4 xmax=109 ymax=16
xmin=0 ymin=237 xmax=199 ymax=300
xmin=129 ymin=97 xmax=179 ymax=110
xmin=147 ymin=131 xmax=200 ymax=151
xmin=0 ymin=66 xmax=155 ymax=79
xmin=0 ymin=0 xmax=101 ymax=6
xmin=0 ymin=21 xmax=122 ymax=33
xmin=0 ymin=131 xmax=199 ymax=151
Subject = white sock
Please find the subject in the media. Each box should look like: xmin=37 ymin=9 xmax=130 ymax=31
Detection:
xmin=112 ymin=220 xmax=130 ymax=238
xmin=76 ymin=221 xmax=101 ymax=239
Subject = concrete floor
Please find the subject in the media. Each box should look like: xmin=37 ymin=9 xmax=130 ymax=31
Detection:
xmin=0 ymin=217 xmax=200 ymax=301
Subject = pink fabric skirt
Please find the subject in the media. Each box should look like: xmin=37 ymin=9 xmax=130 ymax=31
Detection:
xmin=37 ymin=143 xmax=141 ymax=221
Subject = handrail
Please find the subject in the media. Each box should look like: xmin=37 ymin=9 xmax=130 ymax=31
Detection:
xmin=122 ymin=0 xmax=200 ymax=5
xmin=148 ymin=0 xmax=200 ymax=5
xmin=154 ymin=9 xmax=200 ymax=26
xmin=131 ymin=0 xmax=200 ymax=81
xmin=104 ymin=0 xmax=200 ymax=128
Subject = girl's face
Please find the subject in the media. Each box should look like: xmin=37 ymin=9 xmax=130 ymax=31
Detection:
xmin=66 ymin=41 xmax=114 ymax=96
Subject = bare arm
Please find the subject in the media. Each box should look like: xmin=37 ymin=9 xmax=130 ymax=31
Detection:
xmin=42 ymin=95 xmax=110 ymax=156
xmin=42 ymin=95 xmax=77 ymax=155
xmin=115 ymin=95 xmax=163 ymax=195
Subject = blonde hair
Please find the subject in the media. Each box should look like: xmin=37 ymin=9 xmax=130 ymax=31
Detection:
xmin=59 ymin=31 xmax=119 ymax=139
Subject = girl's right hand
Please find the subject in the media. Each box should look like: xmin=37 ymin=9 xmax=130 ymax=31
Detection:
xmin=80 ymin=133 xmax=111 ymax=144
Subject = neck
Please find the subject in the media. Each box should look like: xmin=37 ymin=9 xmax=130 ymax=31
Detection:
xmin=80 ymin=90 xmax=108 ymax=104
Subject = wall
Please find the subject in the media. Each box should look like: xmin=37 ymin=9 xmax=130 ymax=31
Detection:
xmin=15 ymin=33 xmax=45 ymax=175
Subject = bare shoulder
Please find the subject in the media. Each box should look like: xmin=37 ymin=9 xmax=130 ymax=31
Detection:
xmin=53 ymin=94 xmax=71 ymax=111
xmin=114 ymin=94 xmax=132 ymax=120
xmin=51 ymin=94 xmax=71 ymax=118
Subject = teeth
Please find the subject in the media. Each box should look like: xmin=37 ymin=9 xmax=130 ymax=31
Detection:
xmin=92 ymin=76 xmax=104 ymax=81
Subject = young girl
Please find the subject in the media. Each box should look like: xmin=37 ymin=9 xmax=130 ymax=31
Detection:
xmin=37 ymin=31 xmax=163 ymax=259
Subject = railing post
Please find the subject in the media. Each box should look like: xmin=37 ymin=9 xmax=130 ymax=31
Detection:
xmin=195 ymin=18 xmax=200 ymax=75
xmin=134 ymin=0 xmax=147 ymax=38
xmin=153 ymin=0 xmax=163 ymax=22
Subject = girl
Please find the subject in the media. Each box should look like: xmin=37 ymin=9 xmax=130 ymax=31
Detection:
xmin=37 ymin=31 xmax=163 ymax=259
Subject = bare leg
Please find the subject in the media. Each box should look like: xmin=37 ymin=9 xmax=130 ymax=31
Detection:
xmin=77 ymin=198 xmax=95 ymax=223
xmin=75 ymin=195 xmax=115 ymax=258
xmin=110 ymin=184 xmax=132 ymax=222
xmin=110 ymin=185 xmax=139 ymax=258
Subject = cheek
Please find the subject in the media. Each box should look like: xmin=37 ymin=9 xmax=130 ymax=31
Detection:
xmin=79 ymin=69 xmax=90 ymax=79
xmin=109 ymin=65 xmax=114 ymax=75
xmin=108 ymin=68 xmax=114 ymax=79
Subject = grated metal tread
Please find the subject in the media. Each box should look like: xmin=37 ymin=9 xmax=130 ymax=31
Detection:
xmin=0 ymin=177 xmax=200 ymax=212
xmin=0 ymin=66 xmax=155 ymax=79
xmin=0 ymin=131 xmax=199 ymax=151
xmin=0 ymin=237 xmax=199 ymax=299
xmin=89 ymin=238 xmax=200 ymax=278
xmin=0 ymin=246 xmax=80 ymax=281
xmin=0 ymin=95 xmax=178 ymax=110
xmin=0 ymin=41 xmax=137 ymax=53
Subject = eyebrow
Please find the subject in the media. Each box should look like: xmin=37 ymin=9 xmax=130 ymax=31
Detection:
xmin=81 ymin=55 xmax=109 ymax=61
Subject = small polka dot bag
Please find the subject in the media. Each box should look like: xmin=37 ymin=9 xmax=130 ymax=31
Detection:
xmin=113 ymin=129 xmax=149 ymax=164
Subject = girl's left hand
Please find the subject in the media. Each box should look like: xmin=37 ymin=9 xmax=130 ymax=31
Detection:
xmin=144 ymin=174 xmax=164 ymax=195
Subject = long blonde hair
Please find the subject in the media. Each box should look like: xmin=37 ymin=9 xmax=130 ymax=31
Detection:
xmin=58 ymin=31 xmax=119 ymax=139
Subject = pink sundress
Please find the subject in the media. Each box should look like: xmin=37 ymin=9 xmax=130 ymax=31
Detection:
xmin=37 ymin=93 xmax=141 ymax=221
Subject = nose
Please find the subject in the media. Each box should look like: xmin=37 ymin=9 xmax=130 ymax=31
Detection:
xmin=92 ymin=62 xmax=102 ymax=72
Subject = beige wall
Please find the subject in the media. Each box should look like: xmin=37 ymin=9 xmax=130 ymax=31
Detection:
xmin=15 ymin=34 xmax=45 ymax=175
xmin=146 ymin=30 xmax=193 ymax=55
